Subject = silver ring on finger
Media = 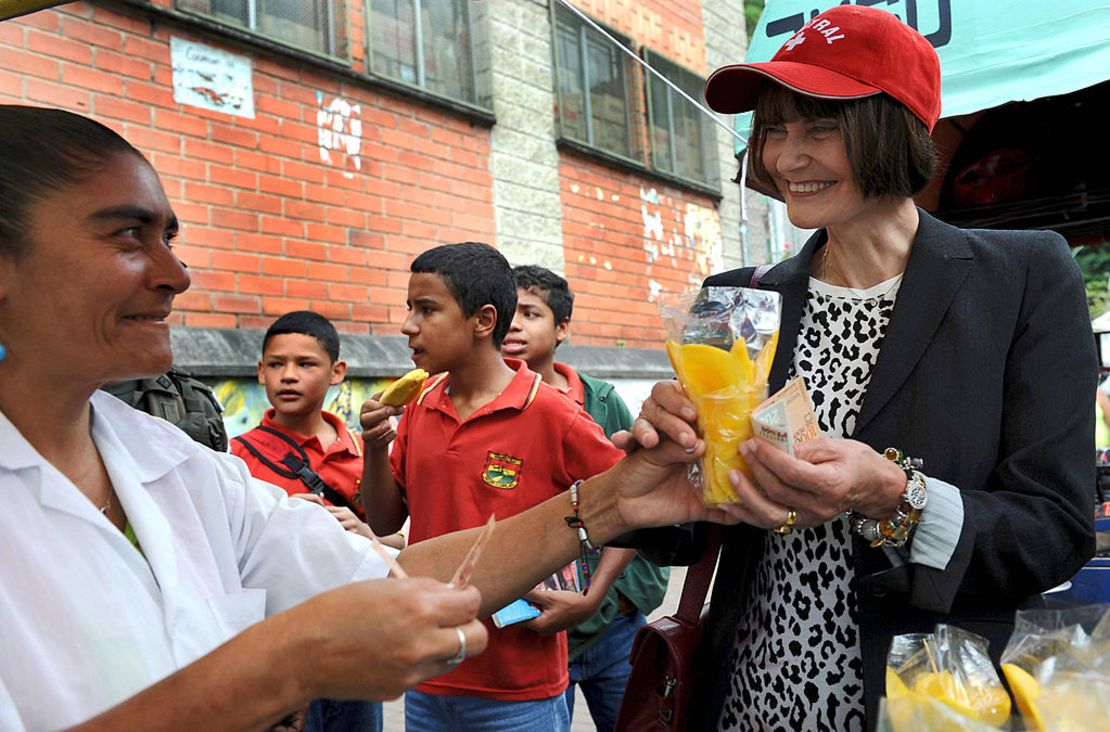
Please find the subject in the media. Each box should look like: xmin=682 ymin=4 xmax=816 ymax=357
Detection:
xmin=446 ymin=626 xmax=467 ymax=666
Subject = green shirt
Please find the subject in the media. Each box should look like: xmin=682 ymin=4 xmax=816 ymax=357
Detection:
xmin=565 ymin=367 xmax=671 ymax=659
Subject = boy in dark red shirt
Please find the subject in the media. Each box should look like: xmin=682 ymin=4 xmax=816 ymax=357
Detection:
xmin=232 ymin=310 xmax=395 ymax=732
xmin=360 ymin=243 xmax=623 ymax=732
xmin=232 ymin=311 xmax=373 ymax=534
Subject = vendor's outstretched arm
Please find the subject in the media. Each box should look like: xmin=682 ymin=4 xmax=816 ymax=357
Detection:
xmin=399 ymin=438 xmax=739 ymax=618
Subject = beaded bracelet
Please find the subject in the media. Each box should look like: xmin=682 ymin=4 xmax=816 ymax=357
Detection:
xmin=850 ymin=448 xmax=926 ymax=548
xmin=564 ymin=480 xmax=601 ymax=589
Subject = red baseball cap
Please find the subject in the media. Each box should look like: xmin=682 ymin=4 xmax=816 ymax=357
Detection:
xmin=705 ymin=5 xmax=942 ymax=131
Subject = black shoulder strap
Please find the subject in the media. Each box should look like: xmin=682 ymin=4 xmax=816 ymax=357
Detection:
xmin=256 ymin=425 xmax=311 ymax=463
xmin=234 ymin=429 xmax=351 ymax=510
xmin=234 ymin=434 xmax=299 ymax=479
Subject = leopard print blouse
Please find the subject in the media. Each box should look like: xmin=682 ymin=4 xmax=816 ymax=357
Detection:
xmin=718 ymin=273 xmax=902 ymax=731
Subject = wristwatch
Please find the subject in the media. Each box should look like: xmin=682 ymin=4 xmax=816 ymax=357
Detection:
xmin=903 ymin=470 xmax=928 ymax=511
xmin=849 ymin=448 xmax=928 ymax=548
xmin=885 ymin=446 xmax=927 ymax=510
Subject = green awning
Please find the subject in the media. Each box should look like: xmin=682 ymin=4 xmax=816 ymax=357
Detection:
xmin=733 ymin=0 xmax=1110 ymax=153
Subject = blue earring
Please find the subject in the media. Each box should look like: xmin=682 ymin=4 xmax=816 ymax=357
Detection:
xmin=0 ymin=342 xmax=6 ymax=363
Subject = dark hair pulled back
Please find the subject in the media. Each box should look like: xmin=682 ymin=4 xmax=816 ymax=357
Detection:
xmin=0 ymin=105 xmax=143 ymax=258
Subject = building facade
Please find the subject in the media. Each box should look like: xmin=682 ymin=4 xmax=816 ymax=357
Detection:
xmin=0 ymin=0 xmax=774 ymax=429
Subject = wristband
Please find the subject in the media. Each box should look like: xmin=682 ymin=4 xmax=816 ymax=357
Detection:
xmin=564 ymin=480 xmax=601 ymax=589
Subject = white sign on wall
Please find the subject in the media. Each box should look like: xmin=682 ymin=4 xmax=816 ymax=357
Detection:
xmin=170 ymin=37 xmax=254 ymax=118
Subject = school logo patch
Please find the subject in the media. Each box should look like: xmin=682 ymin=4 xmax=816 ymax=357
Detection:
xmin=481 ymin=451 xmax=523 ymax=490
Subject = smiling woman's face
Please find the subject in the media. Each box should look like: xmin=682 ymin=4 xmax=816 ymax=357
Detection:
xmin=0 ymin=152 xmax=190 ymax=388
xmin=760 ymin=117 xmax=875 ymax=231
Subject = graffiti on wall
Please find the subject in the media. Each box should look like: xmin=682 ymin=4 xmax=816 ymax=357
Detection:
xmin=640 ymin=186 xmax=724 ymax=301
xmin=316 ymin=93 xmax=363 ymax=179
xmin=215 ymin=377 xmax=393 ymax=439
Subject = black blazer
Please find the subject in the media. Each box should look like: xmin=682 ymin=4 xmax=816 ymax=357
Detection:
xmin=641 ymin=211 xmax=1097 ymax=730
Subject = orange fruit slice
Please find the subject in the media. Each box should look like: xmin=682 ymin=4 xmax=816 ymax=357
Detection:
xmin=1002 ymin=664 xmax=1045 ymax=731
xmin=677 ymin=343 xmax=745 ymax=397
xmin=665 ymin=340 xmax=765 ymax=506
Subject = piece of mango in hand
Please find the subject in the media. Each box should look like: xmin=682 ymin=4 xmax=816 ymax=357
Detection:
xmin=379 ymin=368 xmax=430 ymax=407
xmin=666 ymin=340 xmax=764 ymax=507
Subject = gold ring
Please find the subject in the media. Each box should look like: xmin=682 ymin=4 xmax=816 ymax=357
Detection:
xmin=773 ymin=508 xmax=797 ymax=535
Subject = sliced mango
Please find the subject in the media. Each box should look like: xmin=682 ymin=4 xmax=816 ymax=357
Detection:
xmin=665 ymin=339 xmax=686 ymax=385
xmin=679 ymin=343 xmax=746 ymax=397
xmin=754 ymin=329 xmax=779 ymax=384
xmin=379 ymin=368 xmax=430 ymax=407
xmin=887 ymin=666 xmax=1012 ymax=730
xmin=1002 ymin=664 xmax=1045 ymax=731
xmin=885 ymin=666 xmax=915 ymax=732
xmin=665 ymin=339 xmax=767 ymax=507
xmin=911 ymin=671 xmax=1010 ymax=727
xmin=728 ymin=338 xmax=756 ymax=385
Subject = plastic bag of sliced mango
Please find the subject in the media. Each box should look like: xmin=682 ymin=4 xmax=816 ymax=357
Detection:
xmin=997 ymin=604 xmax=1110 ymax=731
xmin=659 ymin=286 xmax=782 ymax=508
xmin=883 ymin=625 xmax=1011 ymax=731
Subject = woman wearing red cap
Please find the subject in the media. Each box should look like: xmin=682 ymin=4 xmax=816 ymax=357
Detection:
xmin=626 ymin=6 xmax=1095 ymax=730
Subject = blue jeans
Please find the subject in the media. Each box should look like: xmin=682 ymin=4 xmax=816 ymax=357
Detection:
xmin=405 ymin=689 xmax=569 ymax=732
xmin=565 ymin=611 xmax=646 ymax=732
xmin=303 ymin=699 xmax=382 ymax=732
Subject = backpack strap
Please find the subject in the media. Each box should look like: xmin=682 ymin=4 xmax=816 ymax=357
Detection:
xmin=235 ymin=427 xmax=352 ymax=510
xmin=234 ymin=435 xmax=299 ymax=480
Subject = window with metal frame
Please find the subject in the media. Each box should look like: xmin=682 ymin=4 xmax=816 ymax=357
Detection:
xmin=367 ymin=0 xmax=486 ymax=108
xmin=177 ymin=0 xmax=339 ymax=56
xmin=644 ymin=49 xmax=717 ymax=187
xmin=552 ymin=2 xmax=637 ymax=161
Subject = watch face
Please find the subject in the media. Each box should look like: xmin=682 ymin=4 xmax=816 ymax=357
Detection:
xmin=905 ymin=476 xmax=928 ymax=510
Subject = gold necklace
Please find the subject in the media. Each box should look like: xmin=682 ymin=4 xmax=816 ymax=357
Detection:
xmin=99 ymin=491 xmax=112 ymax=516
xmin=821 ymin=243 xmax=844 ymax=285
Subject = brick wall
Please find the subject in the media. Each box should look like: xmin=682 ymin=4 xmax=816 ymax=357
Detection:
xmin=0 ymin=0 xmax=495 ymax=339
xmin=0 ymin=0 xmax=752 ymax=353
xmin=560 ymin=154 xmax=724 ymax=346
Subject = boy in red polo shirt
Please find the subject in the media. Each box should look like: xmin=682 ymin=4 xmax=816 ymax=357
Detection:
xmin=232 ymin=310 xmax=397 ymax=732
xmin=360 ymin=243 xmax=624 ymax=732
xmin=503 ymin=265 xmax=670 ymax=732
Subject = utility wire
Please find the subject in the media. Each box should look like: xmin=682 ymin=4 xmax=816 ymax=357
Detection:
xmin=555 ymin=0 xmax=748 ymax=146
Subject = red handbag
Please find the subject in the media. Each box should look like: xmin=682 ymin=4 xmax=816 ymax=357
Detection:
xmin=614 ymin=530 xmax=721 ymax=731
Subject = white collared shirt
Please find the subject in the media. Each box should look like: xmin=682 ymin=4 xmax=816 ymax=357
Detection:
xmin=0 ymin=392 xmax=389 ymax=731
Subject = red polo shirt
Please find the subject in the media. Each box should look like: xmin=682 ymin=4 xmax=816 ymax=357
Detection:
xmin=553 ymin=361 xmax=586 ymax=405
xmin=391 ymin=359 xmax=623 ymax=701
xmin=231 ymin=409 xmax=365 ymax=520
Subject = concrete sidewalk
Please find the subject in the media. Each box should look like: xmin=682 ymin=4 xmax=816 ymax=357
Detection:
xmin=382 ymin=566 xmax=686 ymax=731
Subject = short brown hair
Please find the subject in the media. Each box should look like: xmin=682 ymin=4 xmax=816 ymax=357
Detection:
xmin=748 ymin=87 xmax=937 ymax=199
